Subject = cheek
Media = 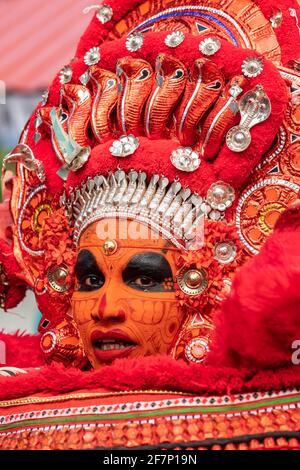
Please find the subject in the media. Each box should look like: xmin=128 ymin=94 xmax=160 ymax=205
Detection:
xmin=128 ymin=298 xmax=184 ymax=354
xmin=72 ymin=297 xmax=98 ymax=325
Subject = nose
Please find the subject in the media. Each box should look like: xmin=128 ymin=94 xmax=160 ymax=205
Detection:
xmin=91 ymin=293 xmax=126 ymax=323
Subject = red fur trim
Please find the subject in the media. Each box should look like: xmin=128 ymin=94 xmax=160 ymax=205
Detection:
xmin=0 ymin=332 xmax=43 ymax=368
xmin=208 ymin=227 xmax=300 ymax=371
xmin=0 ymin=355 xmax=299 ymax=401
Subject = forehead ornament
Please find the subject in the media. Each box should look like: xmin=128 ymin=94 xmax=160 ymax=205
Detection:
xmin=103 ymin=240 xmax=118 ymax=256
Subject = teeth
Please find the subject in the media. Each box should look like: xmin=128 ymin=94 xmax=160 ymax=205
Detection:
xmin=95 ymin=341 xmax=133 ymax=351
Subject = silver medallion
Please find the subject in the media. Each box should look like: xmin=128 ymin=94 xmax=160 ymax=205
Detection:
xmin=170 ymin=147 xmax=200 ymax=172
xmin=199 ymin=37 xmax=221 ymax=56
xmin=126 ymin=33 xmax=144 ymax=52
xmin=241 ymin=56 xmax=264 ymax=78
xmin=96 ymin=5 xmax=113 ymax=24
xmin=59 ymin=65 xmax=73 ymax=85
xmin=214 ymin=241 xmax=237 ymax=264
xmin=206 ymin=181 xmax=235 ymax=211
xmin=84 ymin=46 xmax=101 ymax=66
xmin=165 ymin=31 xmax=185 ymax=48
xmin=226 ymin=126 xmax=251 ymax=152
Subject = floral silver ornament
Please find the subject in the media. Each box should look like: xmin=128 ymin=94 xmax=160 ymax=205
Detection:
xmin=59 ymin=65 xmax=73 ymax=85
xmin=241 ymin=57 xmax=263 ymax=78
xmin=84 ymin=46 xmax=101 ymax=66
xmin=206 ymin=181 xmax=235 ymax=211
xmin=199 ymin=37 xmax=221 ymax=56
xmin=165 ymin=31 xmax=185 ymax=48
xmin=96 ymin=5 xmax=113 ymax=24
xmin=170 ymin=147 xmax=200 ymax=172
xmin=126 ymin=33 xmax=144 ymax=52
xmin=214 ymin=241 xmax=237 ymax=264
xmin=109 ymin=135 xmax=140 ymax=157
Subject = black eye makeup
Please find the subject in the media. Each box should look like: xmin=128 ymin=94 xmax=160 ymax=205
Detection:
xmin=122 ymin=252 xmax=174 ymax=292
xmin=75 ymin=250 xmax=105 ymax=292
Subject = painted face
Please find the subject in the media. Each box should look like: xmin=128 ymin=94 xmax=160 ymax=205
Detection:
xmin=71 ymin=218 xmax=184 ymax=369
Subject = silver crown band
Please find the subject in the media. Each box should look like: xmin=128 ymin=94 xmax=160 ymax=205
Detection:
xmin=60 ymin=171 xmax=235 ymax=249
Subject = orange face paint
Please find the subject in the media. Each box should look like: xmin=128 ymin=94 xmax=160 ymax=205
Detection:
xmin=71 ymin=218 xmax=184 ymax=369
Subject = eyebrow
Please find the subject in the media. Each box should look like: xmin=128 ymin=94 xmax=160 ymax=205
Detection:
xmin=122 ymin=252 xmax=173 ymax=282
xmin=75 ymin=250 xmax=102 ymax=279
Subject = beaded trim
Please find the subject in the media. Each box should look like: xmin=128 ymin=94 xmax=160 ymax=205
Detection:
xmin=254 ymin=127 xmax=286 ymax=171
xmin=0 ymin=389 xmax=299 ymax=432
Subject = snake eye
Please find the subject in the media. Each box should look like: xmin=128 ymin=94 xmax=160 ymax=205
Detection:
xmin=106 ymin=79 xmax=116 ymax=90
xmin=206 ymin=80 xmax=222 ymax=90
xmin=136 ymin=68 xmax=150 ymax=81
xmin=171 ymin=68 xmax=184 ymax=80
xmin=59 ymin=112 xmax=68 ymax=123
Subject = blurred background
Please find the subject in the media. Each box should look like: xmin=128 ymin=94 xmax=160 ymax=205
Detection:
xmin=0 ymin=0 xmax=93 ymax=334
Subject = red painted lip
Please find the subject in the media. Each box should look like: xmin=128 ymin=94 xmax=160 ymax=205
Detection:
xmin=91 ymin=329 xmax=138 ymax=364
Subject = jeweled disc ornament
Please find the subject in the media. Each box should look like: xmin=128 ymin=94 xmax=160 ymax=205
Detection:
xmin=102 ymin=240 xmax=118 ymax=256
xmin=226 ymin=126 xmax=252 ymax=152
xmin=47 ymin=265 xmax=70 ymax=293
xmin=242 ymin=57 xmax=264 ymax=78
xmin=185 ymin=338 xmax=209 ymax=363
xmin=206 ymin=182 xmax=235 ymax=211
xmin=59 ymin=65 xmax=73 ymax=85
xmin=177 ymin=267 xmax=208 ymax=296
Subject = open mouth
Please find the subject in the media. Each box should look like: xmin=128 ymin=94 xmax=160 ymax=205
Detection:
xmin=93 ymin=339 xmax=136 ymax=351
xmin=91 ymin=329 xmax=137 ymax=363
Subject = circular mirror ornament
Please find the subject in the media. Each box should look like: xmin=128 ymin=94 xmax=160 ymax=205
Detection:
xmin=47 ymin=265 xmax=70 ymax=293
xmin=177 ymin=267 xmax=208 ymax=296
xmin=185 ymin=338 xmax=209 ymax=363
xmin=214 ymin=241 xmax=237 ymax=264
